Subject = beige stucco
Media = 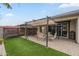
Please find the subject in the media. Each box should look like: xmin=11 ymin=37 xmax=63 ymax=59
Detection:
xmin=37 ymin=27 xmax=41 ymax=35
xmin=70 ymin=19 xmax=76 ymax=32
xmin=37 ymin=26 xmax=45 ymax=34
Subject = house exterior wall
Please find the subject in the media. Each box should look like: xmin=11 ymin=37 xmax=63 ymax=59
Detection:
xmin=37 ymin=19 xmax=77 ymax=40
xmin=37 ymin=26 xmax=44 ymax=34
xmin=70 ymin=20 xmax=76 ymax=32
xmin=68 ymin=20 xmax=76 ymax=40
xmin=42 ymin=26 xmax=45 ymax=34
xmin=37 ymin=27 xmax=40 ymax=33
xmin=27 ymin=13 xmax=79 ymax=43
xmin=37 ymin=26 xmax=46 ymax=35
xmin=37 ymin=27 xmax=41 ymax=36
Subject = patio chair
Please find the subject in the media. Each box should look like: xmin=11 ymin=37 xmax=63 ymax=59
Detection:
xmin=36 ymin=33 xmax=46 ymax=40
xmin=48 ymin=32 xmax=57 ymax=41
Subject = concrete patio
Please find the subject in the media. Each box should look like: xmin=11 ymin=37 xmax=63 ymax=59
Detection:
xmin=22 ymin=36 xmax=79 ymax=56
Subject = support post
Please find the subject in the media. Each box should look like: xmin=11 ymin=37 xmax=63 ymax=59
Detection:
xmin=25 ymin=24 xmax=27 ymax=39
xmin=76 ymin=17 xmax=79 ymax=43
xmin=46 ymin=16 xmax=49 ymax=47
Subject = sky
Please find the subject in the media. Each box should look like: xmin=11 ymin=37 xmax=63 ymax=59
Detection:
xmin=0 ymin=3 xmax=79 ymax=26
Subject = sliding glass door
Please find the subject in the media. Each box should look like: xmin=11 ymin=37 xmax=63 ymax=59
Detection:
xmin=57 ymin=21 xmax=69 ymax=38
xmin=57 ymin=23 xmax=62 ymax=36
xmin=62 ymin=22 xmax=68 ymax=37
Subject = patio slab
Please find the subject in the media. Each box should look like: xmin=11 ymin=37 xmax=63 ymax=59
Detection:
xmin=21 ymin=36 xmax=79 ymax=56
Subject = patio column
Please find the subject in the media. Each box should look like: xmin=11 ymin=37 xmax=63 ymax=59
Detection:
xmin=76 ymin=17 xmax=79 ymax=43
xmin=46 ymin=16 xmax=49 ymax=47
xmin=25 ymin=24 xmax=27 ymax=38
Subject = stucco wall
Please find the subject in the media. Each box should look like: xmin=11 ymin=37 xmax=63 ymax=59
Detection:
xmin=37 ymin=26 xmax=46 ymax=35
xmin=70 ymin=20 xmax=76 ymax=32
xmin=37 ymin=27 xmax=40 ymax=33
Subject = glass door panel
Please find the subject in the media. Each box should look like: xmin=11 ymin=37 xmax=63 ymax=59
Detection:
xmin=57 ymin=23 xmax=62 ymax=36
xmin=57 ymin=22 xmax=69 ymax=38
xmin=62 ymin=22 xmax=68 ymax=37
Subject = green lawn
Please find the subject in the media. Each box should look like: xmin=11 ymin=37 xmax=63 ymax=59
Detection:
xmin=4 ymin=37 xmax=69 ymax=56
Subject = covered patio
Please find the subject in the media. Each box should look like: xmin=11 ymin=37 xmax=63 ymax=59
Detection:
xmin=22 ymin=10 xmax=79 ymax=56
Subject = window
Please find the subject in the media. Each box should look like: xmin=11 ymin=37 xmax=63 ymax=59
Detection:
xmin=48 ymin=26 xmax=51 ymax=32
xmin=48 ymin=25 xmax=56 ymax=35
xmin=51 ymin=25 xmax=56 ymax=35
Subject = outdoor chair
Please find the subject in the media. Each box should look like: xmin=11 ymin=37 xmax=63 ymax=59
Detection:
xmin=34 ymin=32 xmax=57 ymax=41
xmin=36 ymin=33 xmax=46 ymax=40
xmin=48 ymin=32 xmax=57 ymax=41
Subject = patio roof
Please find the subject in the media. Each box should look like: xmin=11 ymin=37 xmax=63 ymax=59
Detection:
xmin=27 ymin=18 xmax=56 ymax=27
xmin=23 ymin=9 xmax=79 ymax=27
xmin=19 ymin=23 xmax=36 ymax=28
